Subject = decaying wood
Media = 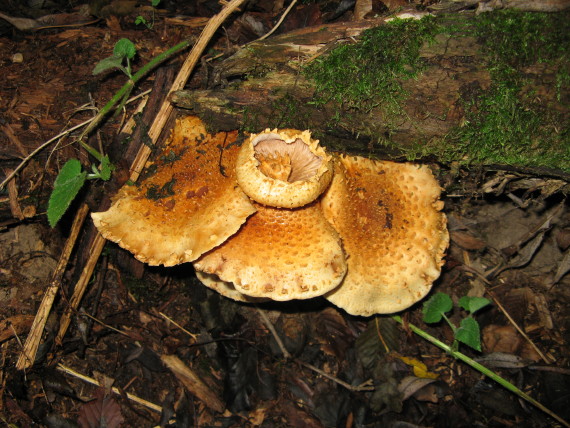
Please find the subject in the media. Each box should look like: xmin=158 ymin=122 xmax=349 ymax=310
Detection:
xmin=171 ymin=11 xmax=565 ymax=158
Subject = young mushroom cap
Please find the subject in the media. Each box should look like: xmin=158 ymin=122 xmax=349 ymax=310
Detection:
xmin=91 ymin=116 xmax=256 ymax=267
xmin=193 ymin=202 xmax=347 ymax=300
xmin=321 ymin=156 xmax=449 ymax=316
xmin=236 ymin=129 xmax=333 ymax=208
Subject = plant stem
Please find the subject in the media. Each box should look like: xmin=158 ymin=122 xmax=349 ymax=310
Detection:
xmin=80 ymin=39 xmax=191 ymax=140
xmin=392 ymin=315 xmax=569 ymax=428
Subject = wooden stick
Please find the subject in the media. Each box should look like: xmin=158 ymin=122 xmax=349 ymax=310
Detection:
xmin=54 ymin=0 xmax=248 ymax=344
xmin=55 ymin=233 xmax=106 ymax=345
xmin=161 ymin=354 xmax=225 ymax=413
xmin=56 ymin=363 xmax=163 ymax=414
xmin=16 ymin=204 xmax=89 ymax=369
xmin=129 ymin=0 xmax=248 ymax=182
xmin=486 ymin=290 xmax=552 ymax=364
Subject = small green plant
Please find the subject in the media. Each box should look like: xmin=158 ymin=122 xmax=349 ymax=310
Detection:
xmin=392 ymin=292 xmax=568 ymax=426
xmin=422 ymin=292 xmax=490 ymax=352
xmin=135 ymin=0 xmax=161 ymax=30
xmin=93 ymin=38 xmax=137 ymax=79
xmin=47 ymin=144 xmax=113 ymax=227
xmin=47 ymin=36 xmax=191 ymax=227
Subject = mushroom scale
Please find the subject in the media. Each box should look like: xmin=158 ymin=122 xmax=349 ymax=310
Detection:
xmin=236 ymin=129 xmax=333 ymax=208
xmin=91 ymin=116 xmax=257 ymax=267
xmin=321 ymin=155 xmax=449 ymax=316
xmin=193 ymin=202 xmax=347 ymax=300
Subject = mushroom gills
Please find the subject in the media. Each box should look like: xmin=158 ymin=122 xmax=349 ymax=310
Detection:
xmin=236 ymin=129 xmax=333 ymax=208
xmin=254 ymin=137 xmax=323 ymax=182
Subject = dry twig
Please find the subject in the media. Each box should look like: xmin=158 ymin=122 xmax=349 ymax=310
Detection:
xmin=56 ymin=363 xmax=163 ymax=413
xmin=16 ymin=204 xmax=89 ymax=369
xmin=257 ymin=307 xmax=375 ymax=392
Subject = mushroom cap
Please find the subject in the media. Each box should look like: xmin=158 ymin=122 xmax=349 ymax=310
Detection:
xmin=321 ymin=156 xmax=449 ymax=316
xmin=236 ymin=129 xmax=333 ymax=208
xmin=195 ymin=271 xmax=267 ymax=303
xmin=91 ymin=116 xmax=256 ymax=266
xmin=193 ymin=202 xmax=347 ymax=300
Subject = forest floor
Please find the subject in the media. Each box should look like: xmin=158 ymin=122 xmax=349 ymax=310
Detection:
xmin=0 ymin=1 xmax=569 ymax=427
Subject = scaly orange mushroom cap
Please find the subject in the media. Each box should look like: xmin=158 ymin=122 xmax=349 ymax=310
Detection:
xmin=193 ymin=202 xmax=347 ymax=300
xmin=321 ymin=155 xmax=449 ymax=316
xmin=91 ymin=116 xmax=256 ymax=266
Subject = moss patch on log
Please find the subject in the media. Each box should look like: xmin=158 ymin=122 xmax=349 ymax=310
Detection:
xmin=435 ymin=10 xmax=570 ymax=172
xmin=304 ymin=11 xmax=570 ymax=172
xmin=305 ymin=16 xmax=440 ymax=123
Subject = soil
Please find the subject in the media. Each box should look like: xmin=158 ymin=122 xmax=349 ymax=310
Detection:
xmin=0 ymin=1 xmax=569 ymax=427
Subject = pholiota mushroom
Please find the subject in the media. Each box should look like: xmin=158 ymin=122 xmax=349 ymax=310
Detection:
xmin=193 ymin=128 xmax=346 ymax=300
xmin=91 ymin=116 xmax=256 ymax=267
xmin=194 ymin=202 xmax=347 ymax=300
xmin=236 ymin=129 xmax=333 ymax=208
xmin=321 ymin=155 xmax=449 ymax=316
xmin=91 ymin=116 xmax=448 ymax=315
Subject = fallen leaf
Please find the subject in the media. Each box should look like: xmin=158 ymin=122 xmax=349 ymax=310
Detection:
xmin=78 ymin=388 xmax=124 ymax=428
xmin=398 ymin=376 xmax=439 ymax=402
xmin=397 ymin=355 xmax=439 ymax=379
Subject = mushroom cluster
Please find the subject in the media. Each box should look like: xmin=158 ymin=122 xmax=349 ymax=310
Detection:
xmin=92 ymin=116 xmax=449 ymax=316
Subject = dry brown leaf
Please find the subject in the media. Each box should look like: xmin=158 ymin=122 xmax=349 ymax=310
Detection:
xmin=78 ymin=388 xmax=124 ymax=428
xmin=450 ymin=230 xmax=486 ymax=251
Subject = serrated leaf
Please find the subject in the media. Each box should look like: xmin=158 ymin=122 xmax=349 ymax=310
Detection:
xmin=48 ymin=159 xmax=87 ymax=227
xmin=422 ymin=292 xmax=453 ymax=323
xmin=99 ymin=155 xmax=113 ymax=181
xmin=92 ymin=55 xmax=123 ymax=75
xmin=458 ymin=296 xmax=490 ymax=314
xmin=455 ymin=317 xmax=481 ymax=351
xmin=113 ymin=38 xmax=136 ymax=59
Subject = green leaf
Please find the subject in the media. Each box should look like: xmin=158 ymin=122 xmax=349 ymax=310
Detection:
xmin=48 ymin=159 xmax=87 ymax=228
xmin=456 ymin=317 xmax=482 ymax=351
xmin=422 ymin=292 xmax=453 ymax=323
xmin=92 ymin=55 xmax=124 ymax=75
xmin=459 ymin=296 xmax=491 ymax=314
xmin=135 ymin=16 xmax=147 ymax=26
xmin=99 ymin=155 xmax=113 ymax=181
xmin=113 ymin=38 xmax=136 ymax=60
xmin=151 ymin=0 xmax=161 ymax=6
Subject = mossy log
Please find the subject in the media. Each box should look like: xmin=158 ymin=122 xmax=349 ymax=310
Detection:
xmin=172 ymin=10 xmax=569 ymax=172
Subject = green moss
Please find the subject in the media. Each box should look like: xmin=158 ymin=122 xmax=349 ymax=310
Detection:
xmin=441 ymin=83 xmax=569 ymax=170
xmin=305 ymin=16 xmax=439 ymax=121
xmin=437 ymin=10 xmax=570 ymax=171
xmin=304 ymin=10 xmax=569 ymax=171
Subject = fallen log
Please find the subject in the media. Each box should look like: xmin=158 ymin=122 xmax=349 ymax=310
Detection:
xmin=172 ymin=9 xmax=569 ymax=173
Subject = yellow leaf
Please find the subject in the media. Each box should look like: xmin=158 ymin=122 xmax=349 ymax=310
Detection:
xmin=397 ymin=355 xmax=439 ymax=379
